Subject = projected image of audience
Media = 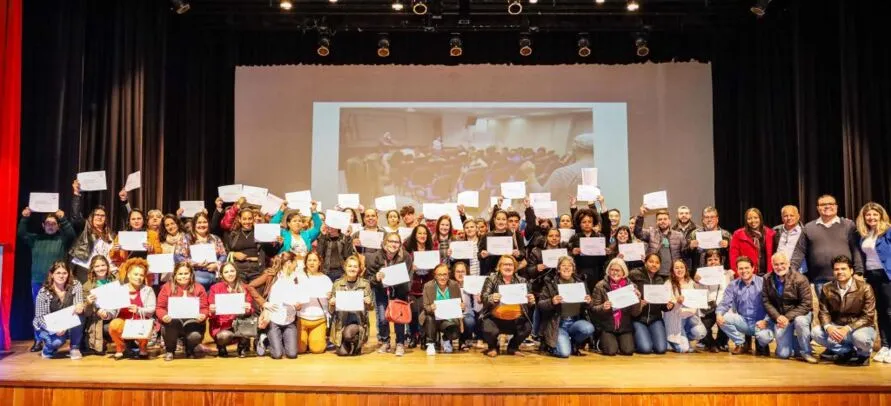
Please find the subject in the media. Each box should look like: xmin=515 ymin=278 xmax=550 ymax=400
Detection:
xmin=338 ymin=107 xmax=594 ymax=208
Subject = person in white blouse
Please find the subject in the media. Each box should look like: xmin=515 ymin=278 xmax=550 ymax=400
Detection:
xmin=856 ymin=202 xmax=891 ymax=363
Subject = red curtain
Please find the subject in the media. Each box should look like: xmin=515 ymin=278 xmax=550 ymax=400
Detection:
xmin=0 ymin=0 xmax=22 ymax=351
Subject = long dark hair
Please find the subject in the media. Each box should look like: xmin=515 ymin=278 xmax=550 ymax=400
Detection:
xmin=87 ymin=205 xmax=113 ymax=242
xmin=669 ymin=259 xmax=690 ymax=295
xmin=434 ymin=215 xmax=454 ymax=241
xmin=159 ymin=214 xmax=183 ymax=242
xmin=405 ymin=224 xmax=433 ymax=252
xmin=124 ymin=208 xmax=146 ymax=231
xmin=190 ymin=212 xmax=211 ymax=241
xmin=42 ymin=261 xmax=75 ymax=296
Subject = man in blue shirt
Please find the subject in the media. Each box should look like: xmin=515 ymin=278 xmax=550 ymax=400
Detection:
xmin=716 ymin=256 xmax=767 ymax=355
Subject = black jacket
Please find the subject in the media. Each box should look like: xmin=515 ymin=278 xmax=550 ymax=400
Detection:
xmin=537 ymin=274 xmax=593 ymax=349
xmin=761 ymin=270 xmax=813 ymax=321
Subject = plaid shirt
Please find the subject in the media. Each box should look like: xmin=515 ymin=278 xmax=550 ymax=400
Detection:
xmin=32 ymin=281 xmax=84 ymax=331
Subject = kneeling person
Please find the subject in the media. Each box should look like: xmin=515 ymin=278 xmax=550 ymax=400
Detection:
xmin=811 ymin=255 xmax=876 ymax=366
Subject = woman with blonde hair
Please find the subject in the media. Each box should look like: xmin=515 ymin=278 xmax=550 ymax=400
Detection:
xmin=856 ymin=202 xmax=891 ymax=363
xmin=590 ymin=258 xmax=642 ymax=356
xmin=107 ymin=258 xmax=156 ymax=360
xmin=537 ymin=256 xmax=595 ymax=358
xmin=81 ymin=256 xmax=117 ymax=355
xmin=328 ymin=255 xmax=373 ymax=356
xmin=479 ymin=255 xmax=536 ymax=357
xmin=248 ymin=252 xmax=301 ymax=359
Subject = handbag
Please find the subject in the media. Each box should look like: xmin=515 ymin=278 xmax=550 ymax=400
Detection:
xmin=121 ymin=314 xmax=154 ymax=340
xmin=385 ymin=299 xmax=412 ymax=324
xmin=232 ymin=315 xmax=259 ymax=338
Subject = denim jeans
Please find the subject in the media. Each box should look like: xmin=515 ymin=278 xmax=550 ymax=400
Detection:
xmin=267 ymin=322 xmax=298 ymax=359
xmin=669 ymin=317 xmax=708 ymax=353
xmin=755 ymin=313 xmax=812 ymax=358
xmin=632 ymin=320 xmax=667 ymax=354
xmin=719 ymin=313 xmax=758 ymax=345
xmin=194 ymin=270 xmax=216 ymax=293
xmin=37 ymin=322 xmax=84 ymax=357
xmin=811 ymin=324 xmax=876 ymax=357
xmin=462 ymin=311 xmax=479 ymax=342
xmin=553 ymin=318 xmax=595 ymax=358
xmin=31 ymin=283 xmax=42 ymax=340
xmin=374 ymin=287 xmax=406 ymax=345
xmin=531 ymin=307 xmax=541 ymax=337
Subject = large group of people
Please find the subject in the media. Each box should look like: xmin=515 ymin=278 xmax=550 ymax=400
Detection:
xmin=19 ymin=177 xmax=887 ymax=367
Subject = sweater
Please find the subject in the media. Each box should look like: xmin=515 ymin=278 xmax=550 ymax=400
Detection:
xmin=155 ymin=282 xmax=210 ymax=320
xmin=19 ymin=216 xmax=76 ymax=283
xmin=790 ymin=218 xmax=864 ymax=282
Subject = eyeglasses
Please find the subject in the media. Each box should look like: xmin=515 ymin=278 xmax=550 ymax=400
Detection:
xmin=44 ymin=222 xmax=59 ymax=227
xmin=818 ymin=203 xmax=837 ymax=207
xmin=386 ymin=240 xmax=401 ymax=244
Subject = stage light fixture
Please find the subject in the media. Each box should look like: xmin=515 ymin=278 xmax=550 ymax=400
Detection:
xmin=330 ymin=0 xmax=338 ymax=3
xmin=507 ymin=0 xmax=523 ymax=15
xmin=170 ymin=0 xmax=190 ymax=14
xmin=378 ymin=37 xmax=391 ymax=58
xmin=577 ymin=36 xmax=591 ymax=58
xmin=392 ymin=0 xmax=405 ymax=11
xmin=626 ymin=0 xmax=639 ymax=11
xmin=529 ymin=0 xmax=538 ymax=4
xmin=449 ymin=35 xmax=463 ymax=57
xmin=595 ymin=0 xmax=605 ymax=4
xmin=279 ymin=0 xmax=293 ymax=10
xmin=519 ymin=35 xmax=533 ymax=57
xmin=412 ymin=0 xmax=428 ymax=15
xmin=317 ymin=37 xmax=331 ymax=57
xmin=635 ymin=36 xmax=649 ymax=57
xmin=750 ymin=0 xmax=770 ymax=16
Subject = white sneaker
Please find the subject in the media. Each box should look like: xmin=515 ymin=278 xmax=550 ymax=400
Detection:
xmin=377 ymin=342 xmax=391 ymax=354
xmin=69 ymin=349 xmax=83 ymax=360
xmin=426 ymin=343 xmax=436 ymax=356
xmin=395 ymin=344 xmax=405 ymax=356
xmin=441 ymin=339 xmax=453 ymax=354
xmin=874 ymin=347 xmax=889 ymax=362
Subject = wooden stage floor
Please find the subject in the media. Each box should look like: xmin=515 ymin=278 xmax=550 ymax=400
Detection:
xmin=3 ymin=340 xmax=891 ymax=405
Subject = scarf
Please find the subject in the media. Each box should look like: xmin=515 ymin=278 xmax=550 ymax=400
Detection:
xmin=608 ymin=278 xmax=628 ymax=329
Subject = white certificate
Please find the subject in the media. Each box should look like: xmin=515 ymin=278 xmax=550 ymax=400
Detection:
xmin=643 ymin=284 xmax=672 ymax=304
xmin=457 ymin=191 xmax=479 ymax=208
xmin=337 ymin=193 xmax=360 ymax=209
xmin=335 ymin=290 xmax=365 ymax=312
xmin=167 ymin=297 xmax=200 ymax=319
xmin=254 ymin=223 xmax=281 ymax=243
xmin=268 ymin=280 xmax=299 ymax=305
xmin=147 ymin=253 xmax=174 ymax=274
xmin=559 ymin=229 xmax=575 ymax=243
xmin=580 ymin=237 xmax=607 ymax=256
xmin=490 ymin=197 xmax=512 ymax=209
xmin=422 ymin=203 xmax=447 ymax=220
xmin=462 ymin=275 xmax=486 ymax=295
xmin=91 ymin=282 xmax=131 ymax=310
xmin=413 ymin=250 xmax=441 ymax=269
xmin=346 ymin=223 xmax=362 ymax=234
xmin=179 ymin=201 xmax=205 ymax=217
xmin=450 ymin=241 xmax=474 ymax=260
xmin=643 ymin=190 xmax=669 ymax=210
xmin=28 ymin=193 xmax=59 ymax=213
xmin=214 ymin=293 xmax=246 ymax=316
xmin=618 ymin=242 xmax=646 ymax=262
xmin=286 ymin=190 xmax=313 ymax=212
xmin=303 ymin=276 xmax=333 ymax=298
xmin=443 ymin=203 xmax=464 ymax=231
xmin=260 ymin=194 xmax=284 ymax=215
xmin=397 ymin=227 xmax=414 ymax=242
xmin=681 ymin=288 xmax=709 ymax=309
xmin=76 ymin=171 xmax=107 ymax=191
xmin=529 ymin=193 xmax=551 ymax=206
xmin=581 ymin=167 xmax=598 ymax=186
xmin=434 ymin=298 xmax=463 ymax=320
xmin=381 ymin=262 xmax=410 ymax=287
xmin=359 ymin=230 xmax=384 ymax=249
xmin=498 ymin=283 xmax=528 ymax=305
xmin=486 ymin=236 xmax=513 ymax=256
xmin=218 ymin=184 xmax=243 ymax=202
xmin=375 ymin=195 xmax=398 ymax=212
xmin=533 ymin=201 xmax=558 ymax=219
xmin=696 ymin=231 xmax=723 ymax=250
xmin=606 ymin=284 xmax=639 ymax=310
xmin=696 ymin=266 xmax=725 ymax=286
xmin=542 ymin=248 xmax=568 ymax=268
xmin=324 ymin=209 xmax=351 ymax=230
xmin=577 ymin=185 xmax=601 ymax=201
xmin=242 ymin=185 xmax=268 ymax=205
xmin=189 ymin=243 xmax=217 ymax=264
xmin=118 ymin=231 xmax=147 ymax=251
xmin=124 ymin=171 xmax=141 ymax=192
xmin=557 ymin=282 xmax=587 ymax=303
xmin=43 ymin=306 xmax=82 ymax=333
xmin=500 ymin=181 xmax=527 ymax=199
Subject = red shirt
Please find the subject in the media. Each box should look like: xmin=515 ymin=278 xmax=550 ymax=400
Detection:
xmin=117 ymin=290 xmax=144 ymax=319
xmin=207 ymin=281 xmax=254 ymax=337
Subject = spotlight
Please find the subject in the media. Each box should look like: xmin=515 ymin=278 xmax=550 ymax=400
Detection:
xmin=750 ymin=0 xmax=770 ymax=16
xmin=279 ymin=0 xmax=293 ymax=10
xmin=519 ymin=35 xmax=532 ymax=57
xmin=170 ymin=0 xmax=190 ymax=14
xmin=412 ymin=0 xmax=428 ymax=15
xmin=330 ymin=0 xmax=338 ymax=3
xmin=449 ymin=35 xmax=463 ymax=57
xmin=378 ymin=36 xmax=391 ymax=58
xmin=635 ymin=37 xmax=649 ymax=57
xmin=529 ymin=0 xmax=538 ymax=4
xmin=626 ymin=0 xmax=639 ymax=11
xmin=317 ymin=36 xmax=331 ymax=57
xmin=392 ymin=0 xmax=404 ymax=11
xmin=507 ymin=0 xmax=522 ymax=15
xmin=577 ymin=36 xmax=591 ymax=58
xmin=595 ymin=0 xmax=605 ymax=3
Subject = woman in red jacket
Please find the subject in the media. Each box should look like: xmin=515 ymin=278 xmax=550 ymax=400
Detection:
xmin=208 ymin=262 xmax=254 ymax=357
xmin=156 ymin=262 xmax=209 ymax=361
xmin=729 ymin=208 xmax=776 ymax=277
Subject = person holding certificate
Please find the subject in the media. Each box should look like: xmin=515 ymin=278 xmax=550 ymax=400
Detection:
xmin=109 ymin=208 xmax=161 ymax=269
xmin=32 ymin=261 xmax=85 ymax=360
xmin=365 ymin=232 xmax=414 ymax=356
xmin=405 ymin=224 xmax=435 ymax=349
xmin=352 ymin=208 xmax=386 ymax=257
xmin=590 ymin=258 xmax=642 ymax=356
xmin=225 ymin=208 xmax=279 ymax=283
xmin=663 ymin=259 xmax=708 ymax=353
xmin=608 ymin=226 xmax=643 ymax=271
xmin=453 ymin=262 xmax=483 ymax=350
xmin=697 ymin=250 xmax=732 ymax=353
xmin=421 ymin=264 xmax=465 ymax=356
xmin=270 ymin=200 xmax=322 ymax=256
xmin=107 ymin=258 xmax=156 ymax=360
xmin=633 ymin=207 xmax=687 ymax=277
xmin=81 ymin=256 xmax=118 ymax=355
xmin=479 ymin=256 xmax=536 ymax=357
xmin=383 ymin=210 xmax=401 ymax=233
xmin=174 ymin=212 xmax=228 ymax=292
xmin=453 ymin=219 xmax=481 ymax=276
xmin=247 ymin=252 xmax=300 ymax=359
xmin=69 ymin=179 xmax=115 ymax=284
xmin=627 ymin=254 xmax=670 ymax=355
xmin=296 ymin=252 xmax=333 ymax=354
xmin=567 ymin=196 xmax=611 ymax=286
xmin=208 ymin=262 xmax=254 ymax=358
xmin=729 ymin=208 xmax=776 ymax=277
xmin=156 ymin=262 xmax=210 ymax=361
xmin=686 ymin=206 xmax=733 ymax=272
xmin=478 ymin=208 xmax=525 ymax=277
xmin=328 ymin=256 xmax=373 ymax=356
xmin=317 ymin=220 xmax=357 ymax=283
xmin=537 ymin=257 xmax=595 ymax=358
xmin=525 ymin=228 xmax=570 ymax=344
